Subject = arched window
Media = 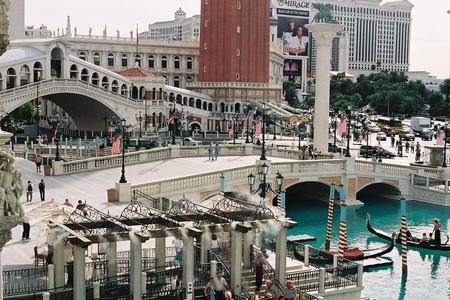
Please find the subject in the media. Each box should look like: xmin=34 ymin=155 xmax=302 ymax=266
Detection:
xmin=121 ymin=54 xmax=128 ymax=68
xmin=120 ymin=84 xmax=128 ymax=96
xmin=220 ymin=103 xmax=225 ymax=113
xmin=176 ymin=94 xmax=182 ymax=104
xmin=189 ymin=97 xmax=195 ymax=107
xmin=202 ymin=102 xmax=207 ymax=110
xmin=19 ymin=65 xmax=30 ymax=85
xmin=186 ymin=57 xmax=193 ymax=70
xmin=107 ymin=53 xmax=115 ymax=67
xmin=174 ymin=76 xmax=180 ymax=88
xmin=101 ymin=76 xmax=109 ymax=90
xmin=148 ymin=55 xmax=155 ymax=68
xmin=6 ymin=68 xmax=17 ymax=89
xmin=69 ymin=64 xmax=78 ymax=79
xmin=140 ymin=86 xmax=146 ymax=99
xmin=161 ymin=56 xmax=167 ymax=69
xmin=235 ymin=103 xmax=241 ymax=113
xmin=135 ymin=54 xmax=141 ymax=67
xmin=111 ymin=80 xmax=119 ymax=93
xmin=208 ymin=103 xmax=213 ymax=111
xmin=79 ymin=51 xmax=87 ymax=61
xmin=132 ymin=86 xmax=139 ymax=99
xmin=93 ymin=52 xmax=101 ymax=66
xmin=91 ymin=72 xmax=99 ymax=86
xmin=183 ymin=97 xmax=188 ymax=106
xmin=186 ymin=76 xmax=193 ymax=83
xmin=81 ymin=69 xmax=89 ymax=82
xmin=196 ymin=99 xmax=202 ymax=109
xmin=33 ymin=62 xmax=43 ymax=82
xmin=174 ymin=56 xmax=180 ymax=69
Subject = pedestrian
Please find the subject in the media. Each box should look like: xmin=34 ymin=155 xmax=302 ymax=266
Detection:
xmin=254 ymin=251 xmax=265 ymax=290
xmin=416 ymin=141 xmax=420 ymax=152
xmin=224 ymin=291 xmax=232 ymax=300
xmin=173 ymin=238 xmax=183 ymax=264
xmin=204 ymin=276 xmax=216 ymax=300
xmin=415 ymin=148 xmax=421 ymax=162
xmin=210 ymin=233 xmax=222 ymax=255
xmin=405 ymin=141 xmax=409 ymax=153
xmin=63 ymin=199 xmax=73 ymax=207
xmin=208 ymin=143 xmax=213 ymax=161
xmin=38 ymin=179 xmax=45 ymax=201
xmin=76 ymin=200 xmax=87 ymax=216
xmin=171 ymin=274 xmax=183 ymax=300
xmin=26 ymin=181 xmax=32 ymax=202
xmin=391 ymin=136 xmax=395 ymax=148
xmin=265 ymin=280 xmax=278 ymax=298
xmin=410 ymin=143 xmax=414 ymax=153
xmin=432 ymin=218 xmax=441 ymax=246
xmin=214 ymin=271 xmax=229 ymax=300
xmin=214 ymin=143 xmax=220 ymax=161
xmin=284 ymin=280 xmax=296 ymax=300
xmin=35 ymin=154 xmax=42 ymax=173
xmin=249 ymin=288 xmax=260 ymax=300
xmin=22 ymin=214 xmax=30 ymax=240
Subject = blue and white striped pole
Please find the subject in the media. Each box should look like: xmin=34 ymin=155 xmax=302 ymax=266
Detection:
xmin=325 ymin=182 xmax=336 ymax=250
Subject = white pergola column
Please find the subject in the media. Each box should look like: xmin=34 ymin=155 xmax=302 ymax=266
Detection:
xmin=182 ymin=235 xmax=195 ymax=289
xmin=155 ymin=237 xmax=166 ymax=268
xmin=73 ymin=246 xmax=86 ymax=300
xmin=242 ymin=230 xmax=254 ymax=269
xmin=130 ymin=238 xmax=143 ymax=300
xmin=200 ymin=232 xmax=209 ymax=264
xmin=106 ymin=242 xmax=117 ymax=277
xmin=305 ymin=23 xmax=343 ymax=153
xmin=275 ymin=226 xmax=287 ymax=287
xmin=0 ymin=251 xmax=3 ymax=300
xmin=230 ymin=231 xmax=243 ymax=296
xmin=53 ymin=239 xmax=65 ymax=288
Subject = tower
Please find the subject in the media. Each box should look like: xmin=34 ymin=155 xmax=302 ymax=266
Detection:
xmin=0 ymin=0 xmax=10 ymax=55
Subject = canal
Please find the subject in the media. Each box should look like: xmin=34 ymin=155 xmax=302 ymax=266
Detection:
xmin=287 ymin=196 xmax=450 ymax=300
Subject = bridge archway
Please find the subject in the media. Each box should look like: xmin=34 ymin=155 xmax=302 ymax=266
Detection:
xmin=91 ymin=72 xmax=99 ymax=86
xmin=6 ymin=68 xmax=16 ymax=89
xmin=20 ymin=65 xmax=31 ymax=85
xmin=33 ymin=62 xmax=43 ymax=82
xmin=50 ymin=47 xmax=64 ymax=78
xmin=81 ymin=68 xmax=89 ymax=82
xmin=70 ymin=64 xmax=78 ymax=79
xmin=356 ymin=182 xmax=401 ymax=201
xmin=285 ymin=181 xmax=338 ymax=206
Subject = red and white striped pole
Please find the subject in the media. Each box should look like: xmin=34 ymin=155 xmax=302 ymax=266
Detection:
xmin=338 ymin=184 xmax=347 ymax=258
xmin=325 ymin=182 xmax=336 ymax=250
xmin=400 ymin=196 xmax=408 ymax=275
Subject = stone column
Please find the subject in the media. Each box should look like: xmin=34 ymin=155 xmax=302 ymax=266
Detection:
xmin=275 ymin=226 xmax=287 ymax=287
xmin=53 ymin=239 xmax=65 ymax=288
xmin=130 ymin=238 xmax=143 ymax=300
xmin=200 ymin=232 xmax=209 ymax=265
xmin=305 ymin=23 xmax=343 ymax=153
xmin=73 ymin=246 xmax=86 ymax=300
xmin=155 ymin=237 xmax=166 ymax=268
xmin=106 ymin=242 xmax=117 ymax=277
xmin=242 ymin=230 xmax=254 ymax=269
xmin=182 ymin=235 xmax=195 ymax=294
xmin=230 ymin=231 xmax=243 ymax=296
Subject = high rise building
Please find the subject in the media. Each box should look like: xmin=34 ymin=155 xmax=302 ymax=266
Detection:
xmin=6 ymin=0 xmax=24 ymax=40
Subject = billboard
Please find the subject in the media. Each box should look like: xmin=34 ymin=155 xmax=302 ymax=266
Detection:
xmin=276 ymin=1 xmax=310 ymax=57
xmin=283 ymin=59 xmax=303 ymax=87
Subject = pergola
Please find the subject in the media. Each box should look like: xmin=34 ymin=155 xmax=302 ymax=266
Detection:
xmin=49 ymin=194 xmax=295 ymax=300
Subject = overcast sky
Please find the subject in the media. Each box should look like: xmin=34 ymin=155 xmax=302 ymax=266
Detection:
xmin=25 ymin=0 xmax=450 ymax=79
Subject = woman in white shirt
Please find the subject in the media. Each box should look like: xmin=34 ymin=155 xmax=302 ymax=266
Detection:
xmin=287 ymin=26 xmax=309 ymax=56
xmin=210 ymin=233 xmax=221 ymax=255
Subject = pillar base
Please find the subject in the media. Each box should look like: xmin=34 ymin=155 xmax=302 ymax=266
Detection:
xmin=115 ymin=182 xmax=131 ymax=202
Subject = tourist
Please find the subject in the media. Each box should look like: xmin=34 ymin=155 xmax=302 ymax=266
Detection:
xmin=390 ymin=136 xmax=395 ymax=148
xmin=35 ymin=154 xmax=42 ymax=173
xmin=420 ymin=233 xmax=428 ymax=244
xmin=208 ymin=143 xmax=213 ymax=161
xmin=265 ymin=280 xmax=278 ymax=298
xmin=173 ymin=238 xmax=183 ymax=263
xmin=171 ymin=274 xmax=183 ymax=300
xmin=214 ymin=143 xmax=220 ymax=161
xmin=21 ymin=213 xmax=30 ymax=240
xmin=63 ymin=199 xmax=73 ymax=207
xmin=204 ymin=276 xmax=216 ymax=300
xmin=428 ymin=233 xmax=434 ymax=244
xmin=224 ymin=290 xmax=232 ymax=300
xmin=214 ymin=271 xmax=229 ymax=300
xmin=405 ymin=141 xmax=409 ymax=153
xmin=250 ymin=288 xmax=260 ymax=300
xmin=38 ymin=179 xmax=45 ymax=201
xmin=254 ymin=251 xmax=265 ymax=290
xmin=284 ymin=280 xmax=296 ymax=300
xmin=410 ymin=143 xmax=414 ymax=153
xmin=406 ymin=229 xmax=413 ymax=241
xmin=415 ymin=148 xmax=421 ymax=162
xmin=76 ymin=200 xmax=87 ymax=216
xmin=210 ymin=233 xmax=222 ymax=255
xmin=26 ymin=181 xmax=32 ymax=202
xmin=432 ymin=218 xmax=441 ymax=246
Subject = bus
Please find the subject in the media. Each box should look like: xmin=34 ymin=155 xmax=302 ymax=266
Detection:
xmin=377 ymin=117 xmax=402 ymax=133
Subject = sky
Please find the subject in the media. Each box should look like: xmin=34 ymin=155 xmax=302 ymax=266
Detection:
xmin=25 ymin=0 xmax=450 ymax=79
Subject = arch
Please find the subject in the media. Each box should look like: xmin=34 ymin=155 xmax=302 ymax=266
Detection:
xmin=186 ymin=75 xmax=193 ymax=83
xmin=202 ymin=102 xmax=207 ymax=110
xmin=19 ymin=65 xmax=30 ymax=85
xmin=183 ymin=97 xmax=188 ymax=106
xmin=173 ymin=75 xmax=180 ymax=88
xmin=140 ymin=86 xmax=146 ymax=100
xmin=152 ymin=112 xmax=156 ymax=127
xmin=235 ymin=103 xmax=241 ymax=113
xmin=93 ymin=52 xmax=101 ymax=66
xmin=91 ymin=72 xmax=99 ymax=86
xmin=79 ymin=51 xmax=87 ymax=61
xmin=120 ymin=84 xmax=128 ymax=96
xmin=220 ymin=102 xmax=225 ymax=113
xmin=111 ymin=80 xmax=119 ymax=93
xmin=161 ymin=56 xmax=168 ymax=69
xmin=101 ymin=76 xmax=109 ymax=90
xmin=51 ymin=47 xmax=64 ymax=78
xmin=6 ymin=68 xmax=17 ymax=89
xmin=158 ymin=112 xmax=163 ymax=127
xmin=81 ymin=69 xmax=89 ymax=82
xmin=132 ymin=86 xmax=139 ymax=99
xmin=174 ymin=56 xmax=180 ymax=69
xmin=208 ymin=103 xmax=213 ymax=112
xmin=189 ymin=122 xmax=201 ymax=133
xmin=148 ymin=55 xmax=155 ymax=69
xmin=356 ymin=182 xmax=401 ymax=201
xmin=189 ymin=97 xmax=195 ymax=107
xmin=107 ymin=53 xmax=115 ymax=67
xmin=229 ymin=104 xmax=233 ymax=113
xmin=285 ymin=181 xmax=339 ymax=205
xmin=176 ymin=94 xmax=182 ymax=104
xmin=69 ymin=64 xmax=78 ymax=79
xmin=196 ymin=99 xmax=202 ymax=109
xmin=33 ymin=62 xmax=43 ymax=82
xmin=186 ymin=56 xmax=193 ymax=70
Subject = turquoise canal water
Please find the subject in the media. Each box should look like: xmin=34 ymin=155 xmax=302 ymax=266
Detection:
xmin=286 ymin=197 xmax=450 ymax=300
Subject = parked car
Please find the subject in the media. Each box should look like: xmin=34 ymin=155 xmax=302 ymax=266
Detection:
xmin=376 ymin=132 xmax=387 ymax=141
xmin=399 ymin=130 xmax=415 ymax=141
xmin=359 ymin=145 xmax=376 ymax=157
xmin=373 ymin=146 xmax=396 ymax=158
xmin=183 ymin=137 xmax=202 ymax=146
xmin=328 ymin=143 xmax=342 ymax=153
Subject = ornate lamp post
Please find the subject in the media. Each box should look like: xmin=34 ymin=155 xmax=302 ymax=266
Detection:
xmin=260 ymin=103 xmax=267 ymax=161
xmin=332 ymin=110 xmax=338 ymax=153
xmin=244 ymin=104 xmax=251 ymax=144
xmin=248 ymin=163 xmax=284 ymax=207
xmin=168 ymin=103 xmax=176 ymax=145
xmin=443 ymin=125 xmax=448 ymax=168
xmin=345 ymin=106 xmax=352 ymax=158
xmin=119 ymin=119 xmax=127 ymax=183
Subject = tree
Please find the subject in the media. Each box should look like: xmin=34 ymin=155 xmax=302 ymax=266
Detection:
xmin=440 ymin=78 xmax=450 ymax=103
xmin=283 ymin=81 xmax=301 ymax=108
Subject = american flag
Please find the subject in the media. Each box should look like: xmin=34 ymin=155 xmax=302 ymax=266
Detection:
xmin=112 ymin=135 xmax=122 ymax=154
xmin=337 ymin=118 xmax=348 ymax=137
xmin=228 ymin=126 xmax=234 ymax=138
xmin=255 ymin=118 xmax=262 ymax=136
xmin=53 ymin=128 xmax=58 ymax=140
xmin=436 ymin=131 xmax=445 ymax=146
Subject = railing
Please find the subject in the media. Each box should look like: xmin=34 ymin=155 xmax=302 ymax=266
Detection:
xmin=3 ymin=266 xmax=48 ymax=296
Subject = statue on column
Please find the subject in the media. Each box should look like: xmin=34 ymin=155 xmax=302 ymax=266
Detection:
xmin=116 ymin=30 xmax=120 ymax=38
xmin=311 ymin=3 xmax=338 ymax=24
xmin=74 ymin=26 xmax=77 ymax=36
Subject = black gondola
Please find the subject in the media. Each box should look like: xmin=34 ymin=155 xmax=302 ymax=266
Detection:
xmin=367 ymin=214 xmax=450 ymax=251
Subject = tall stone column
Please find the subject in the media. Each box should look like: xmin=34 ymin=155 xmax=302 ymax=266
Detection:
xmin=182 ymin=235 xmax=194 ymax=297
xmin=230 ymin=231 xmax=243 ymax=296
xmin=73 ymin=245 xmax=86 ymax=300
xmin=0 ymin=0 xmax=11 ymax=55
xmin=275 ymin=226 xmax=287 ymax=287
xmin=53 ymin=238 xmax=65 ymax=288
xmin=200 ymin=232 xmax=209 ymax=265
xmin=242 ymin=230 xmax=254 ymax=269
xmin=305 ymin=23 xmax=343 ymax=153
xmin=155 ymin=237 xmax=166 ymax=268
xmin=106 ymin=242 xmax=117 ymax=277
xmin=130 ymin=238 xmax=143 ymax=300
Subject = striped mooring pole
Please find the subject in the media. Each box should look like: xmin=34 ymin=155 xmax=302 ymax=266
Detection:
xmin=338 ymin=184 xmax=347 ymax=258
xmin=69 ymin=146 xmax=73 ymax=161
xmin=325 ymin=182 xmax=336 ymax=250
xmin=400 ymin=196 xmax=408 ymax=275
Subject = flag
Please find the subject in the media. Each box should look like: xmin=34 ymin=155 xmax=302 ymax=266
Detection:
xmin=228 ymin=126 xmax=234 ymax=138
xmin=337 ymin=118 xmax=348 ymax=137
xmin=255 ymin=119 xmax=262 ymax=136
xmin=436 ymin=131 xmax=445 ymax=146
xmin=112 ymin=135 xmax=122 ymax=154
xmin=53 ymin=127 xmax=58 ymax=140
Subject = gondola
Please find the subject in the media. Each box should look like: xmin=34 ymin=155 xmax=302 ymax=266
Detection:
xmin=367 ymin=214 xmax=450 ymax=251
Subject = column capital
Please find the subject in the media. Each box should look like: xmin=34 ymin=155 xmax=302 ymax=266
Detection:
xmin=305 ymin=23 xmax=344 ymax=46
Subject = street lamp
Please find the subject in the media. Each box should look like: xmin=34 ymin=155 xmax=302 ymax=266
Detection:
xmin=333 ymin=110 xmax=338 ymax=153
xmin=135 ymin=111 xmax=143 ymax=141
xmin=363 ymin=118 xmax=370 ymax=159
xmin=443 ymin=125 xmax=448 ymax=168
xmin=247 ymin=163 xmax=284 ymax=206
xmin=119 ymin=119 xmax=127 ymax=183
xmin=168 ymin=103 xmax=176 ymax=145
xmin=260 ymin=103 xmax=267 ymax=161
xmin=345 ymin=106 xmax=352 ymax=158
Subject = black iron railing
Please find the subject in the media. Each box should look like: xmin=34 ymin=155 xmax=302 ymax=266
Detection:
xmin=3 ymin=266 xmax=48 ymax=296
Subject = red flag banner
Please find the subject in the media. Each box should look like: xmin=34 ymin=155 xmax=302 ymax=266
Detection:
xmin=436 ymin=131 xmax=445 ymax=146
xmin=112 ymin=135 xmax=122 ymax=154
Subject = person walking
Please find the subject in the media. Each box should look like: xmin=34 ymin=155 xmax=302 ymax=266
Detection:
xmin=26 ymin=181 xmax=33 ymax=202
xmin=35 ymin=154 xmax=42 ymax=173
xmin=214 ymin=143 xmax=220 ymax=161
xmin=38 ymin=179 xmax=45 ymax=201
xmin=171 ymin=274 xmax=183 ymax=300
xmin=204 ymin=277 xmax=216 ymax=300
xmin=208 ymin=143 xmax=213 ymax=161
xmin=214 ymin=271 xmax=229 ymax=300
xmin=254 ymin=251 xmax=265 ymax=290
xmin=210 ymin=233 xmax=221 ymax=255
xmin=284 ymin=280 xmax=296 ymax=300
xmin=22 ymin=214 xmax=30 ymax=240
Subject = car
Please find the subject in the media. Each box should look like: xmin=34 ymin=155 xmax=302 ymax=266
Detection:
xmin=371 ymin=126 xmax=381 ymax=133
xmin=373 ymin=146 xmax=396 ymax=158
xmin=328 ymin=143 xmax=342 ymax=153
xmin=376 ymin=132 xmax=387 ymax=141
xmin=359 ymin=145 xmax=376 ymax=157
xmin=399 ymin=130 xmax=415 ymax=141
xmin=386 ymin=130 xmax=396 ymax=137
xmin=183 ymin=137 xmax=202 ymax=146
